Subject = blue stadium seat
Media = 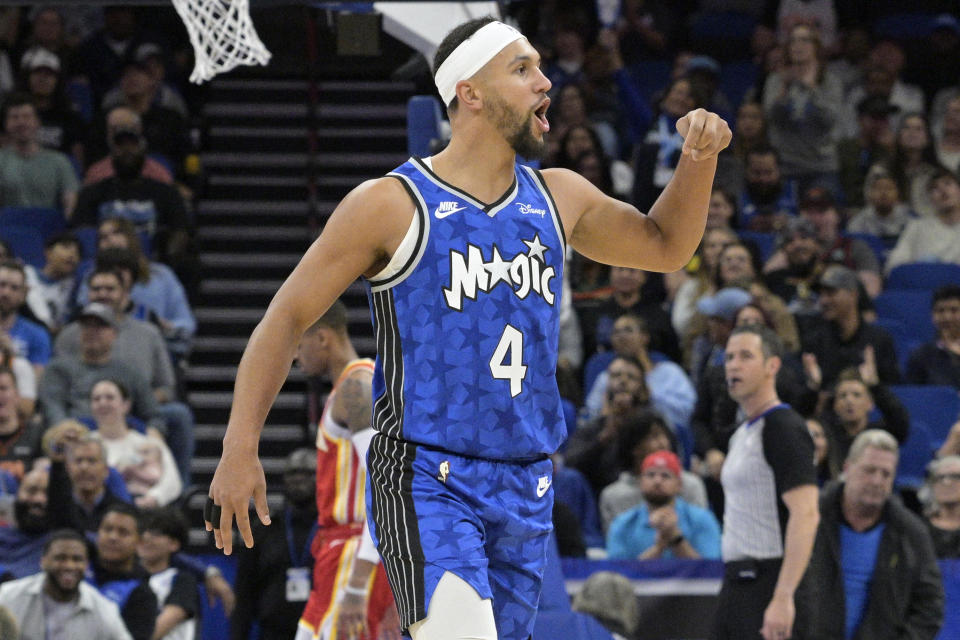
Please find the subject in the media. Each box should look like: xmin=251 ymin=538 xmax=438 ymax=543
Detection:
xmin=886 ymin=263 xmax=960 ymax=291
xmin=407 ymin=95 xmax=443 ymax=157
xmin=891 ymin=385 xmax=960 ymax=446
xmin=0 ymin=225 xmax=45 ymax=268
xmin=873 ymin=289 xmax=935 ymax=344
xmin=873 ymin=12 xmax=938 ymax=40
xmin=737 ymin=230 xmax=776 ymax=262
xmin=0 ymin=207 xmax=65 ymax=241
xmin=626 ymin=61 xmax=671 ymax=105
xmin=719 ymin=61 xmax=758 ymax=110
xmin=845 ymin=232 xmax=887 ymax=268
xmin=65 ymin=79 xmax=93 ymax=122
xmin=896 ymin=419 xmax=935 ymax=489
xmin=873 ymin=318 xmax=920 ymax=374
xmin=74 ymin=227 xmax=98 ymax=261
xmin=690 ymin=11 xmax=756 ymax=40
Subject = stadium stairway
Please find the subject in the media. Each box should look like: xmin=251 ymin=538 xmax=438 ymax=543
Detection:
xmin=184 ymin=74 xmax=414 ymax=547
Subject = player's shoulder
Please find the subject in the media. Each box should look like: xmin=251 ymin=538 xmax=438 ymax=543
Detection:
xmin=342 ymin=176 xmax=411 ymax=212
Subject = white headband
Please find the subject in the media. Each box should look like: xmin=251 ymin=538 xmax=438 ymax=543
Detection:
xmin=434 ymin=21 xmax=524 ymax=107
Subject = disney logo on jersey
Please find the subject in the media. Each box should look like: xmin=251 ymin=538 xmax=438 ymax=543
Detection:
xmin=517 ymin=203 xmax=546 ymax=217
xmin=434 ymin=201 xmax=468 ymax=219
xmin=444 ymin=234 xmax=556 ymax=311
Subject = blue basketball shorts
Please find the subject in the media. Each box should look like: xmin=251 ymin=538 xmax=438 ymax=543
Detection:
xmin=366 ymin=433 xmax=554 ymax=640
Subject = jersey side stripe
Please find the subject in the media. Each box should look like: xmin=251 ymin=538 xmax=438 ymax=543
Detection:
xmin=369 ymin=173 xmax=430 ymax=292
xmin=527 ymin=166 xmax=567 ymax=251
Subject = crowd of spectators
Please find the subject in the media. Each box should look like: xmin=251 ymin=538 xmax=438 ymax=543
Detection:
xmin=0 ymin=7 xmax=209 ymax=639
xmin=1 ymin=1 xmax=960 ymax=639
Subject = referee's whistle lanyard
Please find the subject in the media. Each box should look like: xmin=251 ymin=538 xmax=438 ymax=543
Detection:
xmin=745 ymin=403 xmax=789 ymax=428
xmin=285 ymin=507 xmax=320 ymax=568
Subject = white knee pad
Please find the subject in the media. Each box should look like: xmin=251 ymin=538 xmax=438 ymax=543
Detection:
xmin=408 ymin=571 xmax=498 ymax=640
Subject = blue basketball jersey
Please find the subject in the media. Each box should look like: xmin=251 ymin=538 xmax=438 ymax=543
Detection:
xmin=364 ymin=157 xmax=567 ymax=460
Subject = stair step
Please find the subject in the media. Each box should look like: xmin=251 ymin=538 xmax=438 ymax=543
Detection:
xmin=202 ymin=151 xmax=407 ymax=169
xmin=316 ymin=103 xmax=406 ymax=120
xmin=194 ymin=424 xmax=305 ymax=441
xmin=192 ymin=456 xmax=291 ymax=475
xmin=187 ymin=391 xmax=303 ymax=410
xmin=213 ymin=79 xmax=309 ymax=91
xmin=200 ymin=279 xmax=285 ymax=295
xmin=200 ymin=253 xmax=303 ymax=268
xmin=198 ymin=226 xmax=311 ymax=241
xmin=198 ymin=200 xmax=318 ymax=216
xmin=204 ymin=103 xmax=308 ymax=118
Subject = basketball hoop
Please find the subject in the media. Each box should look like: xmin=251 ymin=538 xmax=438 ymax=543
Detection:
xmin=172 ymin=0 xmax=272 ymax=83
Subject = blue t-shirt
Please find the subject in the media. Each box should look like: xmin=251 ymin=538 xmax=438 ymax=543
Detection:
xmin=7 ymin=315 xmax=51 ymax=365
xmin=840 ymin=522 xmax=885 ymax=639
xmin=606 ymin=497 xmax=722 ymax=559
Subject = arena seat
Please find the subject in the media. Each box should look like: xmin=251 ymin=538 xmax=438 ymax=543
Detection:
xmin=0 ymin=206 xmax=65 ymax=241
xmin=0 ymin=225 xmax=45 ymax=268
xmin=407 ymin=94 xmax=443 ymax=157
xmin=887 ymin=263 xmax=960 ymax=291
xmin=891 ymin=385 xmax=960 ymax=446
xmin=895 ymin=419 xmax=935 ymax=489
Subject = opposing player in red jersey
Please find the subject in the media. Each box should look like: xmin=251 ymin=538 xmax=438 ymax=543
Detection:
xmin=293 ymin=300 xmax=397 ymax=640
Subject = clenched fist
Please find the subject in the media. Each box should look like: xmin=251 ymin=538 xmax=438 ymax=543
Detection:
xmin=676 ymin=109 xmax=732 ymax=162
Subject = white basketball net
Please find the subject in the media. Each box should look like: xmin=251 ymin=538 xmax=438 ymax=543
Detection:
xmin=172 ymin=0 xmax=272 ymax=84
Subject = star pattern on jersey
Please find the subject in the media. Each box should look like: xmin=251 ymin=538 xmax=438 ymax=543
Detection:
xmin=485 ymin=246 xmax=512 ymax=289
xmin=523 ymin=234 xmax=548 ymax=262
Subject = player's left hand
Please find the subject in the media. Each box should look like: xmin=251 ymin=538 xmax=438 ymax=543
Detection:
xmin=677 ymin=109 xmax=732 ymax=162
xmin=760 ymin=593 xmax=795 ymax=640
xmin=334 ymin=592 xmax=369 ymax=640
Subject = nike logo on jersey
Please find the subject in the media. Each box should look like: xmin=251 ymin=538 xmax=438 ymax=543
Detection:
xmin=443 ymin=234 xmax=556 ymax=311
xmin=434 ymin=201 xmax=468 ymax=219
xmin=536 ymin=475 xmax=551 ymax=498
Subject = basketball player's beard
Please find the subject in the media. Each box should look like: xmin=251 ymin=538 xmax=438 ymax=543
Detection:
xmin=484 ymin=93 xmax=545 ymax=161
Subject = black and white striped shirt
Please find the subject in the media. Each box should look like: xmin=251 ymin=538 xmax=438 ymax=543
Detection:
xmin=721 ymin=405 xmax=816 ymax=561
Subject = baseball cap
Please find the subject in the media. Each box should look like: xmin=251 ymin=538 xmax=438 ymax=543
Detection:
xmin=933 ymin=13 xmax=960 ymax=35
xmin=283 ymin=448 xmax=317 ymax=473
xmin=21 ymin=47 xmax=60 ymax=73
xmin=778 ymin=217 xmax=818 ymax=248
xmin=686 ymin=55 xmax=720 ymax=76
xmin=77 ymin=302 xmax=117 ymax=328
xmin=697 ymin=287 xmax=752 ymax=321
xmin=111 ymin=126 xmax=143 ymax=146
xmin=818 ymin=265 xmax=859 ymax=291
xmin=857 ymin=95 xmax=899 ymax=118
xmin=641 ymin=450 xmax=682 ymax=478
xmin=134 ymin=43 xmax=163 ymax=64
xmin=799 ymin=186 xmax=836 ymax=212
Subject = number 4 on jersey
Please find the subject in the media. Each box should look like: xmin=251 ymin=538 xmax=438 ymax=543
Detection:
xmin=490 ymin=325 xmax=527 ymax=397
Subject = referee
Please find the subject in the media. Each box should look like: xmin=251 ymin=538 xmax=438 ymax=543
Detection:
xmin=713 ymin=325 xmax=820 ymax=640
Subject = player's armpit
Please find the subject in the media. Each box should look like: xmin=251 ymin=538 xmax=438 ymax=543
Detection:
xmin=332 ymin=369 xmax=374 ymax=434
xmin=266 ymin=177 xmax=414 ymax=334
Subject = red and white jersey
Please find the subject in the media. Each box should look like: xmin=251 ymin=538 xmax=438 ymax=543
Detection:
xmin=314 ymin=358 xmax=374 ymax=528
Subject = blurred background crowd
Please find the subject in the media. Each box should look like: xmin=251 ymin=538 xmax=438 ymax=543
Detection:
xmin=0 ymin=1 xmax=958 ymax=639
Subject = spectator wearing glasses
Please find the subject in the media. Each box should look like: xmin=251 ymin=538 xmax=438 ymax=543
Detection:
xmin=922 ymin=455 xmax=960 ymax=558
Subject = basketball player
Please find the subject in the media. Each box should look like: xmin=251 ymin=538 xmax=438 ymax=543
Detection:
xmin=206 ymin=17 xmax=730 ymax=640
xmin=716 ymin=325 xmax=819 ymax=640
xmin=291 ymin=301 xmax=397 ymax=640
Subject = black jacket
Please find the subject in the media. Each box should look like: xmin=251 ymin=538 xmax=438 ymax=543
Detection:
xmin=800 ymin=482 xmax=943 ymax=640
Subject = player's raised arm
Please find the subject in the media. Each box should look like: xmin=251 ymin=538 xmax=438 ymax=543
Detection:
xmin=544 ymin=108 xmax=731 ymax=273
xmin=205 ymin=176 xmax=412 ymax=554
